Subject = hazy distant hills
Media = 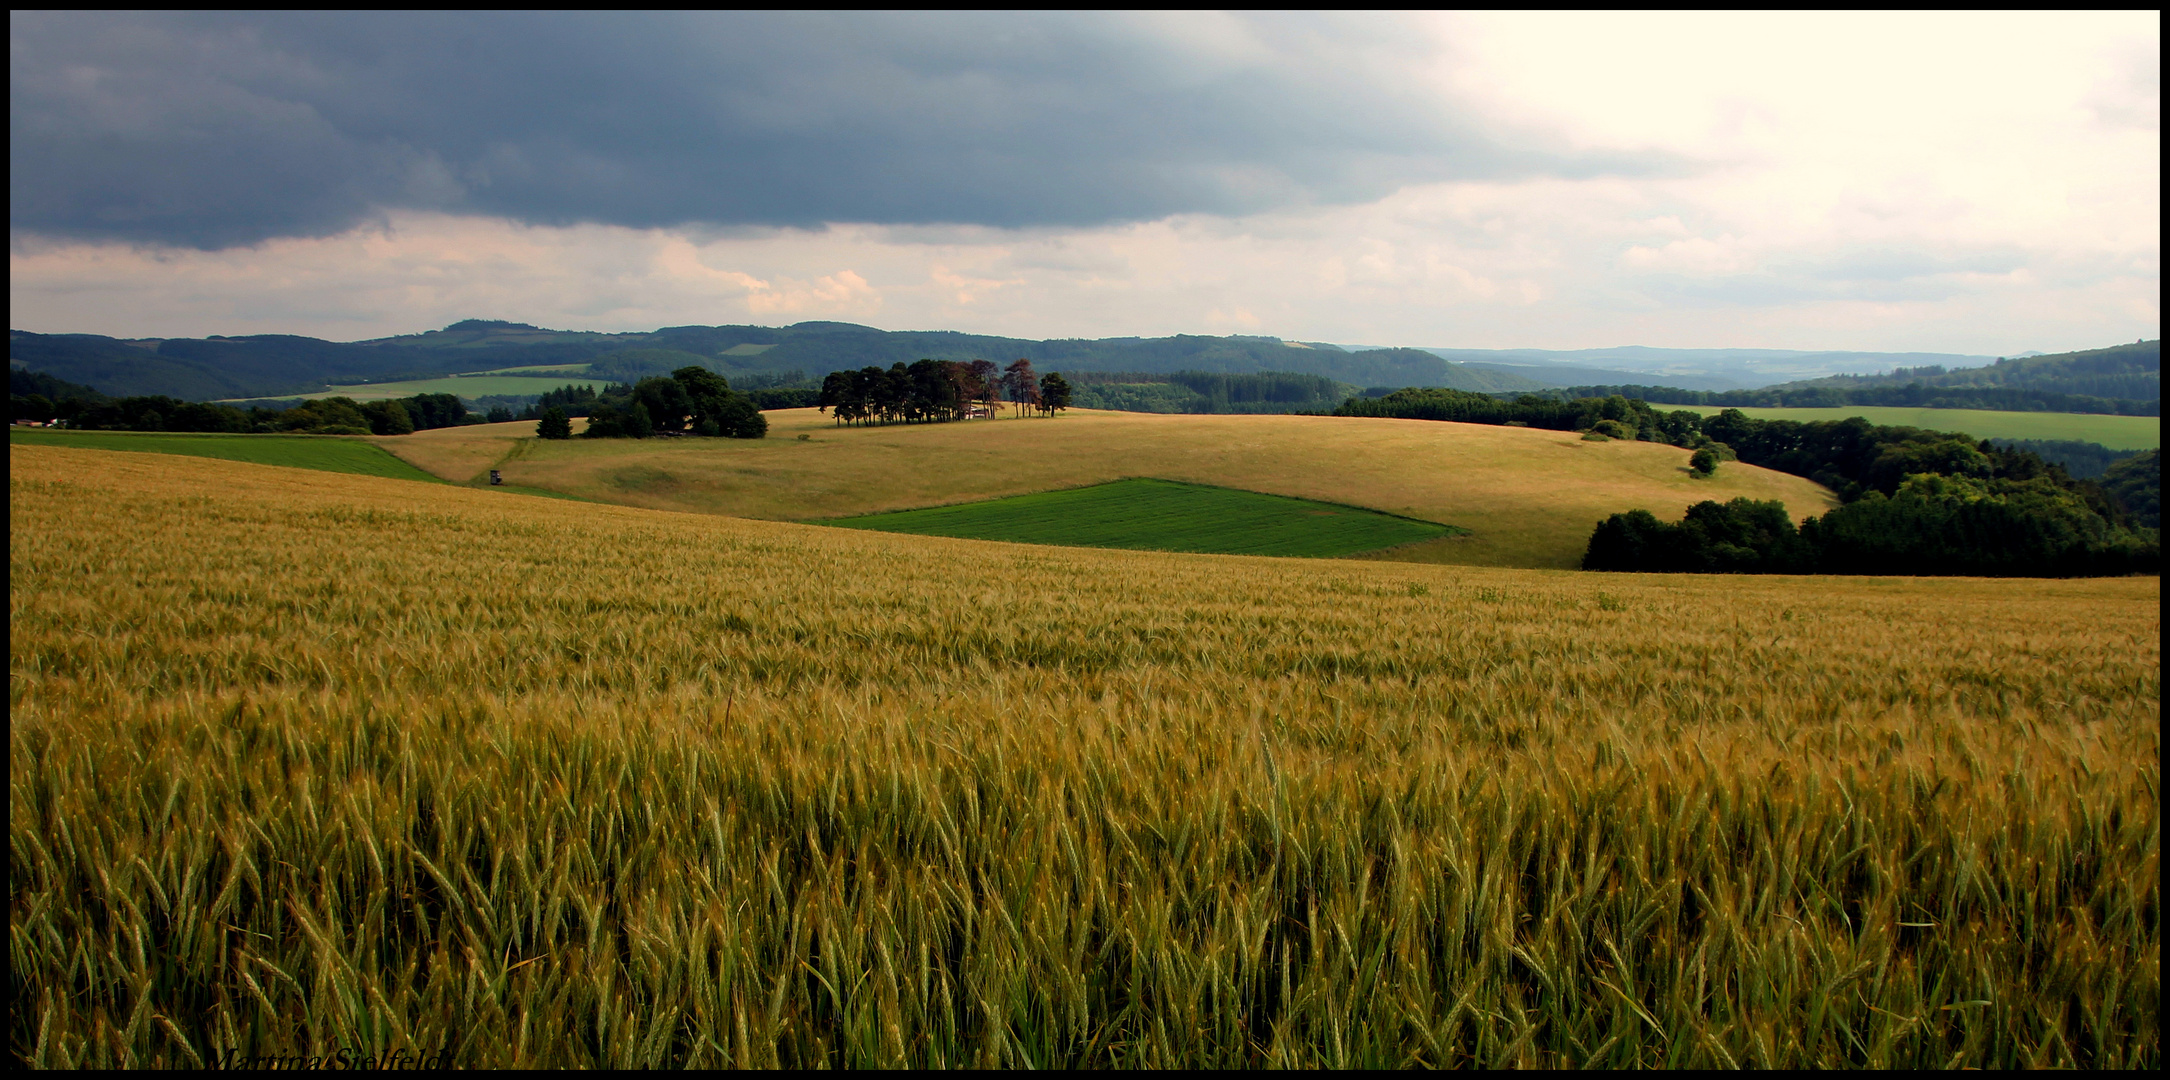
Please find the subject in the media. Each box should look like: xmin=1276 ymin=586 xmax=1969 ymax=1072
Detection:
xmin=1531 ymin=340 xmax=2159 ymax=416
xmin=1760 ymin=339 xmax=2158 ymax=400
xmin=1386 ymin=345 xmax=2015 ymax=392
xmin=1 ymin=317 xmax=2125 ymax=404
xmin=5 ymin=320 xmax=1592 ymax=401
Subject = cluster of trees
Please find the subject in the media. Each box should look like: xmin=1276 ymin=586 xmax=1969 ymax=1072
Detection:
xmin=1586 ymin=477 xmax=2158 ymax=577
xmin=817 ymin=359 xmax=1071 ymax=425
xmin=12 ymin=368 xmax=483 ymax=435
xmin=545 ymin=367 xmax=766 ymax=440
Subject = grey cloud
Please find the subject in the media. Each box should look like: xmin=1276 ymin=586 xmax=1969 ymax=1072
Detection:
xmin=11 ymin=11 xmax=1675 ymax=248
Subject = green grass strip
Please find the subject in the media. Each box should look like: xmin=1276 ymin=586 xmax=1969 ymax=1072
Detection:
xmin=10 ymin=429 xmax=443 ymax=483
xmin=827 ymin=477 xmax=1462 ymax=558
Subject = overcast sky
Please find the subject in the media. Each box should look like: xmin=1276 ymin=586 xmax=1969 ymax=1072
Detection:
xmin=9 ymin=11 xmax=2158 ymax=352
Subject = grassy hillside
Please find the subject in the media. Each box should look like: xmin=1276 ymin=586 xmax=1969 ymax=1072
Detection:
xmin=830 ymin=478 xmax=1459 ymax=556
xmin=383 ymin=409 xmax=1841 ymax=569
xmin=12 ymin=444 xmax=2157 ymax=1068
xmin=8 ymin=428 xmax=442 ymax=483
xmin=1678 ymin=406 xmax=2159 ymax=449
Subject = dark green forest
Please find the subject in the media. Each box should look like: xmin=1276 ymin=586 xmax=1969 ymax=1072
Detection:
xmin=1987 ymin=439 xmax=2135 ymax=480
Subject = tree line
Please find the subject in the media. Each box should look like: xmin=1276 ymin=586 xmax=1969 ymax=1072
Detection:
xmin=1063 ymin=369 xmax=1352 ymax=414
xmin=13 ymin=368 xmax=487 ymax=435
xmin=1337 ymin=388 xmax=1710 ymax=443
xmin=817 ymin=358 xmax=1072 ymax=425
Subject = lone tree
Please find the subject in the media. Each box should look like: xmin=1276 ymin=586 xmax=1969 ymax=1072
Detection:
xmin=1689 ymin=447 xmax=1719 ymax=477
xmin=1038 ymin=372 xmax=1073 ymax=416
xmin=536 ymin=406 xmax=572 ymax=440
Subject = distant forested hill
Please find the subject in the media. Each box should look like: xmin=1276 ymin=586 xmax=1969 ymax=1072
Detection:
xmin=1773 ymin=340 xmax=2159 ymax=400
xmin=22 ymin=317 xmax=2146 ymax=410
xmin=1526 ymin=340 xmax=2159 ymax=416
xmin=12 ymin=319 xmax=1518 ymax=402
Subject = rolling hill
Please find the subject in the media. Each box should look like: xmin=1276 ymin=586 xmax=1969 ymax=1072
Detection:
xmin=378 ymin=407 xmax=1840 ymax=569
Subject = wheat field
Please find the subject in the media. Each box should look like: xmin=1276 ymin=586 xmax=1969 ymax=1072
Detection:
xmin=10 ymin=443 xmax=2159 ymax=1068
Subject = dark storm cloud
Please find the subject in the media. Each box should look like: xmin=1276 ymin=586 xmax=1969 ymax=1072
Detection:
xmin=11 ymin=11 xmax=1670 ymax=249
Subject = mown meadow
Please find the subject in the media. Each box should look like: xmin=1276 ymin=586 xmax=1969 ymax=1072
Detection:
xmin=10 ymin=444 xmax=2160 ymax=1068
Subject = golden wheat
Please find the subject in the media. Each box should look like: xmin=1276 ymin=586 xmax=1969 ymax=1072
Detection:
xmin=10 ymin=444 xmax=2159 ymax=1068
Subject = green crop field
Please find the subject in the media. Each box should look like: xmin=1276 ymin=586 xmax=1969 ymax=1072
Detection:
xmin=8 ymin=428 xmax=443 ymax=483
xmin=451 ymin=363 xmax=594 ymax=377
xmin=11 ymin=443 xmax=2158 ymax=1069
xmin=1679 ymin=405 xmax=2159 ymax=449
xmin=217 ymin=374 xmax=603 ymax=403
xmin=322 ymin=375 xmax=604 ymax=401
xmin=829 ymin=477 xmax=1460 ymax=556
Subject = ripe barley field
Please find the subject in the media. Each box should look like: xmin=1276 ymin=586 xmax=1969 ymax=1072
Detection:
xmin=10 ymin=443 xmax=2159 ymax=1068
xmin=8 ymin=428 xmax=441 ymax=484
